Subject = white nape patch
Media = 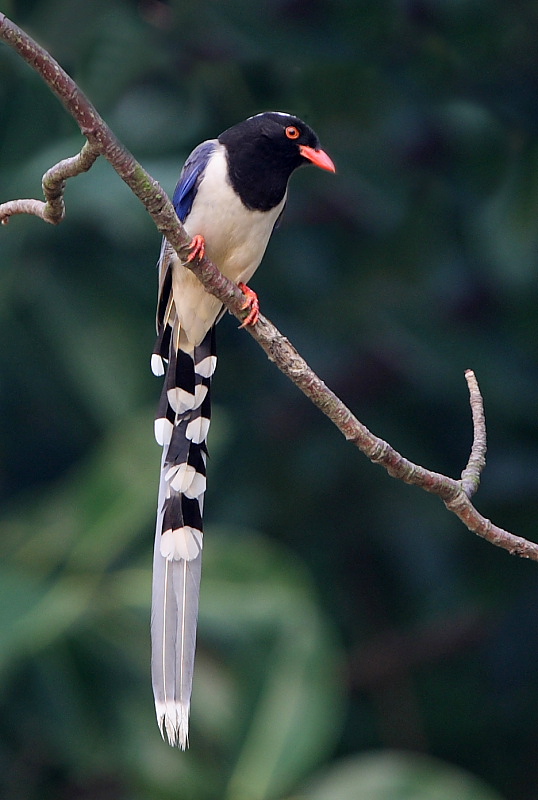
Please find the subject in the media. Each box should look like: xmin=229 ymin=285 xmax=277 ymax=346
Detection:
xmin=195 ymin=355 xmax=217 ymax=378
xmin=167 ymin=386 xmax=195 ymax=414
xmin=186 ymin=416 xmax=210 ymax=444
xmin=156 ymin=701 xmax=190 ymax=750
xmin=151 ymin=353 xmax=165 ymax=376
xmin=193 ymin=384 xmax=208 ymax=409
xmin=154 ymin=417 xmax=173 ymax=446
xmin=248 ymin=110 xmax=291 ymax=120
xmin=160 ymin=526 xmax=203 ymax=561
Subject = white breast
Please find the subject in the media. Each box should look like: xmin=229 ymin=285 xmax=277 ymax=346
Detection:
xmin=172 ymin=145 xmax=286 ymax=346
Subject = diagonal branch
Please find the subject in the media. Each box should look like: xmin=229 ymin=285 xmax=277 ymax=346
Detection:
xmin=0 ymin=14 xmax=271 ymax=328
xmin=1 ymin=13 xmax=537 ymax=562
xmin=243 ymin=318 xmax=538 ymax=560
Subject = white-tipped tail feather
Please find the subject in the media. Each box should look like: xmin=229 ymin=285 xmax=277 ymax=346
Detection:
xmin=160 ymin=527 xmax=203 ymax=561
xmin=151 ymin=470 xmax=204 ymax=748
xmin=151 ymin=324 xmax=214 ymax=748
xmin=155 ymin=700 xmax=191 ymax=750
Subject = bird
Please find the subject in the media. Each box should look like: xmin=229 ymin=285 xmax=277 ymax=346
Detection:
xmin=150 ymin=111 xmax=335 ymax=748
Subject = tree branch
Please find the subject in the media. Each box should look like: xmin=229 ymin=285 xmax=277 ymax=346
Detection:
xmin=0 ymin=13 xmax=247 ymax=314
xmin=460 ymin=369 xmax=487 ymax=499
xmin=1 ymin=13 xmax=537 ymax=562
xmin=1 ymin=141 xmax=99 ymax=225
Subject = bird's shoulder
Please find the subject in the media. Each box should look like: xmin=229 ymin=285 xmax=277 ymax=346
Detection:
xmin=173 ymin=139 xmax=218 ymax=223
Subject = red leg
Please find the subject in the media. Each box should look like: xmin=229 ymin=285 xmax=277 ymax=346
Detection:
xmin=186 ymin=234 xmax=206 ymax=263
xmin=237 ymin=282 xmax=260 ymax=328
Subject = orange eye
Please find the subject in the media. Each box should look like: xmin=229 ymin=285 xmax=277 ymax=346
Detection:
xmin=285 ymin=125 xmax=300 ymax=140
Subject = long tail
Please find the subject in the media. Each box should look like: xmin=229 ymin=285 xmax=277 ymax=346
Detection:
xmin=150 ymin=323 xmax=216 ymax=748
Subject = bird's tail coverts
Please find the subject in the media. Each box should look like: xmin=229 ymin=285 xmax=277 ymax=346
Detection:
xmin=151 ymin=326 xmax=216 ymax=748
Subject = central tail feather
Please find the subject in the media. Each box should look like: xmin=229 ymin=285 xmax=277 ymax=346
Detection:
xmin=151 ymin=325 xmax=217 ymax=748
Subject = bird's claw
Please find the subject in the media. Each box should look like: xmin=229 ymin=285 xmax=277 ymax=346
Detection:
xmin=186 ymin=234 xmax=206 ymax=263
xmin=237 ymin=282 xmax=260 ymax=328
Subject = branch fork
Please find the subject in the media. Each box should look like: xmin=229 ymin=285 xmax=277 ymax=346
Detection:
xmin=1 ymin=12 xmax=537 ymax=561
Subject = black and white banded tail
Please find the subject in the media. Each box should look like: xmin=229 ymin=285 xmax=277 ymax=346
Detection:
xmin=151 ymin=324 xmax=217 ymax=748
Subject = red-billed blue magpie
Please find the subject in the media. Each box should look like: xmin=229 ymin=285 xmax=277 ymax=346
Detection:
xmin=151 ymin=111 xmax=335 ymax=748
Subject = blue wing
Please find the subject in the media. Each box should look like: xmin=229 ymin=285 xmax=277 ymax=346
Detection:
xmin=172 ymin=140 xmax=216 ymax=223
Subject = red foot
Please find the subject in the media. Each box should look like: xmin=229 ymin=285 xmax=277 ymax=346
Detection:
xmin=238 ymin=282 xmax=260 ymax=328
xmin=186 ymin=234 xmax=206 ymax=263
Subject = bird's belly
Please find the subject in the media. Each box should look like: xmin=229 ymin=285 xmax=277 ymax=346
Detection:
xmin=185 ymin=192 xmax=284 ymax=284
xmin=174 ymin=188 xmax=285 ymax=346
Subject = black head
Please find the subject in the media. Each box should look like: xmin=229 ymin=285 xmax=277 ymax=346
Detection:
xmin=218 ymin=112 xmax=335 ymax=211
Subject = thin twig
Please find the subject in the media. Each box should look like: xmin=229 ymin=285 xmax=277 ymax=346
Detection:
xmin=0 ymin=198 xmax=54 ymax=225
xmin=1 ymin=12 xmax=538 ymax=562
xmin=41 ymin=141 xmax=100 ymax=221
xmin=0 ymin=141 xmax=99 ymax=225
xmin=460 ymin=369 xmax=487 ymax=498
xmin=0 ymin=13 xmax=256 ymax=315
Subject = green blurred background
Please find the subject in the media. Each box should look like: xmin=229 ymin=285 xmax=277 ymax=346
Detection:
xmin=1 ymin=0 xmax=538 ymax=798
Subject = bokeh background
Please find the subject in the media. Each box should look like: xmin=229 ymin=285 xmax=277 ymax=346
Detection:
xmin=1 ymin=1 xmax=538 ymax=798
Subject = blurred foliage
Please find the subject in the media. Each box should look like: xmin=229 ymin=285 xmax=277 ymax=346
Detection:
xmin=300 ymin=750 xmax=506 ymax=800
xmin=2 ymin=0 xmax=538 ymax=797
